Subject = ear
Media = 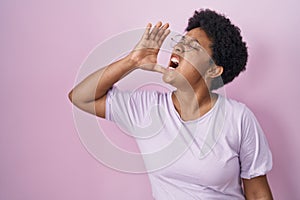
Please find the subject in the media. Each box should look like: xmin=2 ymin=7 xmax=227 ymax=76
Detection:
xmin=206 ymin=66 xmax=223 ymax=78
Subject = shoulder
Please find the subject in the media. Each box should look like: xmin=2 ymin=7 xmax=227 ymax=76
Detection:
xmin=220 ymin=95 xmax=250 ymax=116
xmin=107 ymin=86 xmax=170 ymax=106
xmin=220 ymin=95 xmax=260 ymax=129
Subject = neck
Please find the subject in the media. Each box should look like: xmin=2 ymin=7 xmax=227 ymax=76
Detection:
xmin=172 ymin=86 xmax=217 ymax=121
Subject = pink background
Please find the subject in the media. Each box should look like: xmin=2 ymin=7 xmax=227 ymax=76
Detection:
xmin=1 ymin=0 xmax=300 ymax=199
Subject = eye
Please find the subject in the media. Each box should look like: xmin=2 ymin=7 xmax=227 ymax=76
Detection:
xmin=170 ymin=35 xmax=185 ymax=48
xmin=189 ymin=41 xmax=203 ymax=51
xmin=178 ymin=36 xmax=185 ymax=43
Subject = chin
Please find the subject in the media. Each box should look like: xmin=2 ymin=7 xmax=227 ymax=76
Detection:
xmin=163 ymin=76 xmax=182 ymax=91
xmin=162 ymin=74 xmax=171 ymax=84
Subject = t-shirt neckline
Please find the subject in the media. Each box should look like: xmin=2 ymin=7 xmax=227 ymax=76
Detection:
xmin=167 ymin=91 xmax=221 ymax=124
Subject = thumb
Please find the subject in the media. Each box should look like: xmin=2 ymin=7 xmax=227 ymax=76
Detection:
xmin=153 ymin=64 xmax=166 ymax=74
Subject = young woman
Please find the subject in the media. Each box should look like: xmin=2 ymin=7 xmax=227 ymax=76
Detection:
xmin=69 ymin=9 xmax=273 ymax=200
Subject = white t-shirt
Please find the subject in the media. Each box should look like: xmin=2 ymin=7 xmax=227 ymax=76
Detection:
xmin=105 ymin=86 xmax=272 ymax=200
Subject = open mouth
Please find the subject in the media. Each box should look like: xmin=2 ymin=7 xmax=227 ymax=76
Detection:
xmin=169 ymin=55 xmax=180 ymax=69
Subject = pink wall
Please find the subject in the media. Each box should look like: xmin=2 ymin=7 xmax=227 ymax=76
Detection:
xmin=1 ymin=0 xmax=299 ymax=199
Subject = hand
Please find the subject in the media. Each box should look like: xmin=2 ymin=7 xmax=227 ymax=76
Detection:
xmin=129 ymin=22 xmax=170 ymax=73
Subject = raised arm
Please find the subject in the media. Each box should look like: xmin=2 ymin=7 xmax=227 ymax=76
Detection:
xmin=68 ymin=22 xmax=170 ymax=118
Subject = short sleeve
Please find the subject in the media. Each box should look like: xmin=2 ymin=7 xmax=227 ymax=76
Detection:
xmin=105 ymin=86 xmax=129 ymax=122
xmin=105 ymin=86 xmax=162 ymax=135
xmin=239 ymin=107 xmax=273 ymax=179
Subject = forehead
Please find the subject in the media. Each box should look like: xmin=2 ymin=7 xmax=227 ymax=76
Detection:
xmin=185 ymin=28 xmax=213 ymax=56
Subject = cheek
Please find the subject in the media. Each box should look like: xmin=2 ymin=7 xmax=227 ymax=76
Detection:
xmin=177 ymin=62 xmax=204 ymax=87
xmin=184 ymin=52 xmax=212 ymax=70
xmin=180 ymin=59 xmax=206 ymax=78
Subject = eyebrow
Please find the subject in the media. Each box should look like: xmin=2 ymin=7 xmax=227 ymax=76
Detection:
xmin=183 ymin=35 xmax=202 ymax=46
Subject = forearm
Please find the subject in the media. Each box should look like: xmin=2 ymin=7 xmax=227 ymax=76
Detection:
xmin=69 ymin=55 xmax=137 ymax=103
xmin=68 ymin=22 xmax=169 ymax=118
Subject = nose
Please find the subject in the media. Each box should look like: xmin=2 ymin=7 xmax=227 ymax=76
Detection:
xmin=174 ymin=43 xmax=184 ymax=53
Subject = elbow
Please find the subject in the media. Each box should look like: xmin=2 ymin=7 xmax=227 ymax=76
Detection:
xmin=68 ymin=90 xmax=73 ymax=102
xmin=68 ymin=90 xmax=87 ymax=105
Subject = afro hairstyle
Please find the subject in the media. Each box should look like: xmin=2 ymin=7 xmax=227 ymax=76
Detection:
xmin=186 ymin=9 xmax=248 ymax=90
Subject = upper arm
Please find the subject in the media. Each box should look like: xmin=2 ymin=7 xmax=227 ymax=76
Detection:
xmin=68 ymin=90 xmax=107 ymax=118
xmin=238 ymin=107 xmax=273 ymax=199
xmin=239 ymin=107 xmax=273 ymax=179
xmin=242 ymin=175 xmax=273 ymax=200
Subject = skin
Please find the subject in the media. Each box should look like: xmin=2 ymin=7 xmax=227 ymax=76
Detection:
xmin=68 ymin=22 xmax=273 ymax=199
xmin=163 ymin=28 xmax=223 ymax=121
xmin=243 ymin=175 xmax=273 ymax=200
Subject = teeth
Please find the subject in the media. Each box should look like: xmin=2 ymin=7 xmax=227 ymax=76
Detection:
xmin=171 ymin=57 xmax=179 ymax=64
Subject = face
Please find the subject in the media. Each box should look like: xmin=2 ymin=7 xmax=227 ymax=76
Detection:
xmin=162 ymin=28 xmax=215 ymax=90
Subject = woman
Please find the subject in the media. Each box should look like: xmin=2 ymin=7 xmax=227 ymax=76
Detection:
xmin=69 ymin=9 xmax=273 ymax=199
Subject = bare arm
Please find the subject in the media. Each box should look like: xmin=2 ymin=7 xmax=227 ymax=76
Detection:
xmin=242 ymin=175 xmax=273 ymax=200
xmin=68 ymin=56 xmax=137 ymax=117
xmin=68 ymin=22 xmax=170 ymax=118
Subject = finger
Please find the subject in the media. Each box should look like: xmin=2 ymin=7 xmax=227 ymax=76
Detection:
xmin=141 ymin=23 xmax=152 ymax=40
xmin=155 ymin=23 xmax=169 ymax=41
xmin=153 ymin=64 xmax=166 ymax=74
xmin=149 ymin=21 xmax=162 ymax=40
xmin=158 ymin=29 xmax=171 ymax=46
xmin=163 ymin=23 xmax=169 ymax=29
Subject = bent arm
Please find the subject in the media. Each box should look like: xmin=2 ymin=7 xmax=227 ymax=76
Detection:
xmin=68 ymin=22 xmax=170 ymax=118
xmin=68 ymin=56 xmax=137 ymax=118
xmin=242 ymin=175 xmax=273 ymax=200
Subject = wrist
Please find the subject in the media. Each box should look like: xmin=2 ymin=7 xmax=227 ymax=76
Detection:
xmin=126 ymin=52 xmax=142 ymax=67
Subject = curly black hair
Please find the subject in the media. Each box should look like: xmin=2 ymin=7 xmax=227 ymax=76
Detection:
xmin=186 ymin=9 xmax=248 ymax=90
